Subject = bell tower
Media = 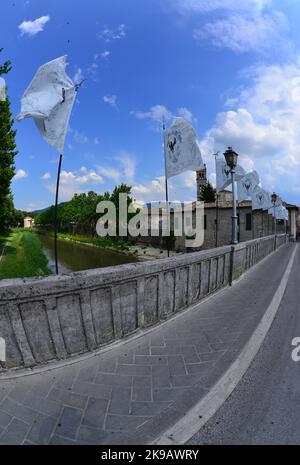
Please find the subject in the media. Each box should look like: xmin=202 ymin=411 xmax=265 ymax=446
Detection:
xmin=196 ymin=164 xmax=207 ymax=201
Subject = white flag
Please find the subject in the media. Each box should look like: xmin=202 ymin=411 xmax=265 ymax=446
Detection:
xmin=164 ymin=117 xmax=204 ymax=179
xmin=215 ymin=156 xmax=245 ymax=192
xmin=252 ymin=187 xmax=272 ymax=210
xmin=237 ymin=170 xmax=260 ymax=201
xmin=0 ymin=77 xmax=6 ymax=102
xmin=16 ymin=56 xmax=76 ymax=154
xmin=269 ymin=204 xmax=287 ymax=220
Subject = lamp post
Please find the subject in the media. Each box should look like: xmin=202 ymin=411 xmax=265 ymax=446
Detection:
xmin=271 ymin=192 xmax=277 ymax=236
xmin=224 ymin=147 xmax=239 ymax=245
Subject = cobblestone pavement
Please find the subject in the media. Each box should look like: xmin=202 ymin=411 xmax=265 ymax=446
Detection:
xmin=0 ymin=244 xmax=294 ymax=445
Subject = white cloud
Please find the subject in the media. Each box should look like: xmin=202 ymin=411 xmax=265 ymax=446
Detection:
xmin=13 ymin=169 xmax=28 ymax=181
xmin=194 ymin=12 xmax=288 ymax=53
xmin=114 ymin=152 xmax=136 ymax=184
xmin=100 ymin=24 xmax=126 ymax=42
xmin=18 ymin=15 xmax=50 ymax=36
xmin=173 ymin=0 xmax=288 ymax=54
xmin=94 ymin=137 xmax=100 ymax=145
xmin=103 ymin=95 xmax=117 ymax=107
xmin=101 ymin=51 xmax=111 ymax=59
xmin=73 ymin=130 xmax=89 ymax=144
xmin=130 ymin=105 xmax=196 ymax=129
xmin=175 ymin=0 xmax=271 ymax=14
xmin=131 ymin=105 xmax=172 ymax=123
xmin=47 ymin=168 xmax=104 ymax=200
xmin=97 ymin=166 xmax=120 ymax=183
xmin=73 ymin=67 xmax=84 ymax=85
xmin=132 ymin=171 xmax=197 ymax=203
xmin=41 ymin=172 xmax=51 ymax=180
xmin=199 ymin=59 xmax=300 ymax=199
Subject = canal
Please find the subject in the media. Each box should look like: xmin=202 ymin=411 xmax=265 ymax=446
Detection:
xmin=38 ymin=234 xmax=138 ymax=274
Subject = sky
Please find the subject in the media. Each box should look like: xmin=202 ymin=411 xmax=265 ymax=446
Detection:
xmin=1 ymin=0 xmax=300 ymax=211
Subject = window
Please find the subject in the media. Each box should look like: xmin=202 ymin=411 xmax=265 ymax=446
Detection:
xmin=246 ymin=213 xmax=252 ymax=231
xmin=204 ymin=215 xmax=207 ymax=230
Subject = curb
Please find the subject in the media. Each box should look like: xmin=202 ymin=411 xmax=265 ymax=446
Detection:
xmin=153 ymin=244 xmax=297 ymax=445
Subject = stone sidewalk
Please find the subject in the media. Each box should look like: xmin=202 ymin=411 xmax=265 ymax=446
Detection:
xmin=0 ymin=243 xmax=294 ymax=445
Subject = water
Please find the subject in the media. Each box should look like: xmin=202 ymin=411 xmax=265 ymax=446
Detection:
xmin=38 ymin=234 xmax=138 ymax=274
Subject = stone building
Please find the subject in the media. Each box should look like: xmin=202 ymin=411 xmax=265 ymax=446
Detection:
xmin=196 ymin=165 xmax=207 ymax=201
xmin=131 ymin=169 xmax=298 ymax=251
xmin=23 ymin=216 xmax=35 ymax=228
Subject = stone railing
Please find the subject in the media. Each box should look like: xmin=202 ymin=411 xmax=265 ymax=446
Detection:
xmin=0 ymin=234 xmax=288 ymax=370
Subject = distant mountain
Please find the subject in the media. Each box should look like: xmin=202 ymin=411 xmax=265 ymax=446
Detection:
xmin=27 ymin=202 xmax=66 ymax=217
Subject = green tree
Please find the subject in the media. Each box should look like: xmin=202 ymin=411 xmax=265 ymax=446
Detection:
xmin=199 ymin=182 xmax=216 ymax=203
xmin=0 ymin=49 xmax=18 ymax=231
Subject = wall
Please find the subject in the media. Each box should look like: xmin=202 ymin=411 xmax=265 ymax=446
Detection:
xmin=0 ymin=234 xmax=288 ymax=371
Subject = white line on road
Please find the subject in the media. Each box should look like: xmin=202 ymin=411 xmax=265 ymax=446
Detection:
xmin=154 ymin=244 xmax=298 ymax=445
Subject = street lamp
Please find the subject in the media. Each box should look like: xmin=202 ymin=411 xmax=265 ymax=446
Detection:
xmin=271 ymin=192 xmax=277 ymax=236
xmin=224 ymin=147 xmax=239 ymax=245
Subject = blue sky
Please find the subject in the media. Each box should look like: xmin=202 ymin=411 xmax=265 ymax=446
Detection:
xmin=1 ymin=0 xmax=300 ymax=210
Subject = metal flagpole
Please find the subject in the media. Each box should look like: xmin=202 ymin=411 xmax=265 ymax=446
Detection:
xmin=213 ymin=152 xmax=220 ymax=248
xmin=54 ymin=153 xmax=63 ymax=275
xmin=162 ymin=119 xmax=170 ymax=257
xmin=53 ymin=79 xmax=85 ymax=275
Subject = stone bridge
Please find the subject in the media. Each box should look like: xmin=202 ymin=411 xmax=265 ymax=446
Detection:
xmin=0 ymin=234 xmax=287 ymax=371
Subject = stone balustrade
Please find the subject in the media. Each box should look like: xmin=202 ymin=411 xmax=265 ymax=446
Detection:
xmin=0 ymin=234 xmax=288 ymax=370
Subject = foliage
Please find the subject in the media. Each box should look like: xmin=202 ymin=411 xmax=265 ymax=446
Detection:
xmin=0 ymin=229 xmax=52 ymax=279
xmin=35 ymin=184 xmax=137 ymax=237
xmin=0 ymin=49 xmax=18 ymax=232
xmin=199 ymin=182 xmax=216 ymax=203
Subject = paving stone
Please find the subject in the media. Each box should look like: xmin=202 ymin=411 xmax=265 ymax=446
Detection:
xmin=152 ymin=365 xmax=172 ymax=388
xmin=0 ymin=397 xmax=38 ymax=424
xmin=135 ymin=355 xmax=168 ymax=365
xmin=181 ymin=345 xmax=201 ymax=364
xmin=72 ymin=380 xmax=111 ymax=400
xmin=151 ymin=346 xmax=181 ymax=355
xmin=198 ymin=351 xmax=226 ymax=362
xmin=0 ymin=411 xmax=13 ymax=428
xmin=95 ymin=373 xmax=132 ymax=387
xmin=0 ymin=418 xmax=30 ymax=445
xmin=26 ymin=413 xmax=57 ymax=445
xmin=54 ymin=407 xmax=82 ymax=439
xmin=109 ymin=386 xmax=131 ymax=415
xmin=130 ymin=401 xmax=170 ymax=417
xmin=23 ymin=392 xmax=62 ymax=417
xmin=186 ymin=362 xmax=212 ymax=374
xmin=116 ymin=364 xmax=151 ymax=376
xmin=82 ymin=397 xmax=108 ymax=429
xmin=170 ymin=374 xmax=201 ymax=387
xmin=131 ymin=376 xmax=151 ymax=402
xmin=168 ymin=355 xmax=187 ymax=375
xmin=153 ymin=387 xmax=193 ymax=402
xmin=47 ymin=387 xmax=87 ymax=409
xmin=105 ymin=414 xmax=149 ymax=431
xmin=76 ymin=425 xmax=110 ymax=444
xmin=49 ymin=434 xmax=82 ymax=445
xmin=76 ymin=362 xmax=98 ymax=382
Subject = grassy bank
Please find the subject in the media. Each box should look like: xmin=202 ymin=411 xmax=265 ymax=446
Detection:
xmin=36 ymin=230 xmax=131 ymax=251
xmin=0 ymin=229 xmax=52 ymax=279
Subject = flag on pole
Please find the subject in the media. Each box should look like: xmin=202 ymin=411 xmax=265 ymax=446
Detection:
xmin=215 ymin=155 xmax=245 ymax=192
xmin=16 ymin=56 xmax=76 ymax=154
xmin=164 ymin=117 xmax=204 ymax=179
xmin=251 ymin=187 xmax=272 ymax=210
xmin=237 ymin=170 xmax=260 ymax=201
xmin=0 ymin=77 xmax=6 ymax=102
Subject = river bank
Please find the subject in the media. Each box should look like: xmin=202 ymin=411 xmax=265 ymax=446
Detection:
xmin=0 ymin=229 xmax=52 ymax=279
xmin=36 ymin=230 xmax=180 ymax=261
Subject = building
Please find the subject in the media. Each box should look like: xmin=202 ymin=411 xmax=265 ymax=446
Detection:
xmin=23 ymin=216 xmax=35 ymax=228
xmin=196 ymin=165 xmax=207 ymax=201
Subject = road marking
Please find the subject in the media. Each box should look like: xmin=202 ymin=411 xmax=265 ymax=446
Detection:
xmin=154 ymin=244 xmax=298 ymax=445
